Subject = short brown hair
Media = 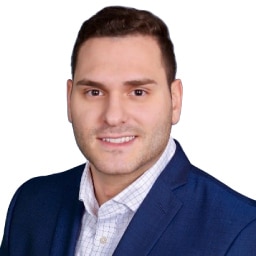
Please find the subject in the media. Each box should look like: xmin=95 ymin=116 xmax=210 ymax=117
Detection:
xmin=71 ymin=6 xmax=177 ymax=84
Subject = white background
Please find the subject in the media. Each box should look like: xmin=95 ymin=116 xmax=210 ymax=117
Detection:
xmin=0 ymin=0 xmax=256 ymax=238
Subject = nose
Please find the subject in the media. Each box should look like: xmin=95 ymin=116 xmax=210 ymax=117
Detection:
xmin=103 ymin=93 xmax=127 ymax=126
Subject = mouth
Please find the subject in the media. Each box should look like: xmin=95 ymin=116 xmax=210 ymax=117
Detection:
xmin=101 ymin=136 xmax=135 ymax=144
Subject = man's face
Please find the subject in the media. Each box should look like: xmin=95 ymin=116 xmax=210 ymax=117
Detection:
xmin=67 ymin=35 xmax=182 ymax=179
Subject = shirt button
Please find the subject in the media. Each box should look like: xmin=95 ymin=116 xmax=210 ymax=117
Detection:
xmin=100 ymin=236 xmax=107 ymax=244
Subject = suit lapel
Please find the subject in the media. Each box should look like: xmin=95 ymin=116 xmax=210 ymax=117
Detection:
xmin=49 ymin=165 xmax=85 ymax=256
xmin=113 ymin=141 xmax=190 ymax=255
xmin=113 ymin=180 xmax=182 ymax=255
xmin=49 ymin=200 xmax=84 ymax=256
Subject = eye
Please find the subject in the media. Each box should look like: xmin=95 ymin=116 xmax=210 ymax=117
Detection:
xmin=131 ymin=89 xmax=146 ymax=96
xmin=86 ymin=89 xmax=103 ymax=96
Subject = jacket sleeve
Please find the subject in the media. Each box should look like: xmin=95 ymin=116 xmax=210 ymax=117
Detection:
xmin=0 ymin=187 xmax=22 ymax=256
xmin=226 ymin=219 xmax=256 ymax=256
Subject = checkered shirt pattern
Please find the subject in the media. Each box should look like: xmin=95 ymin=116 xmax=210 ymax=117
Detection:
xmin=75 ymin=136 xmax=176 ymax=256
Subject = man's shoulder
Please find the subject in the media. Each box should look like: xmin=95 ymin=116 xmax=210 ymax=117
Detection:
xmin=15 ymin=163 xmax=86 ymax=201
xmin=172 ymin=141 xmax=256 ymax=211
xmin=23 ymin=163 xmax=85 ymax=186
xmin=188 ymin=165 xmax=256 ymax=214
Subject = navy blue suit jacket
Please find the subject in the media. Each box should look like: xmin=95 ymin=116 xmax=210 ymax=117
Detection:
xmin=1 ymin=141 xmax=256 ymax=255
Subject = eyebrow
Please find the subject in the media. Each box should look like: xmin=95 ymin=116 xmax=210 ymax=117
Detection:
xmin=76 ymin=79 xmax=103 ymax=87
xmin=124 ymin=78 xmax=157 ymax=86
xmin=76 ymin=78 xmax=157 ymax=87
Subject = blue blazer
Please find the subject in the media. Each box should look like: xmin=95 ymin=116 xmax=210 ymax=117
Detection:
xmin=1 ymin=141 xmax=256 ymax=255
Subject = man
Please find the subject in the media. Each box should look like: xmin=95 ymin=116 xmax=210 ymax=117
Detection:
xmin=1 ymin=5 xmax=256 ymax=256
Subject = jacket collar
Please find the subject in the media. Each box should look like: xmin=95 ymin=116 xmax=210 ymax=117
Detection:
xmin=49 ymin=165 xmax=85 ymax=256
xmin=113 ymin=140 xmax=190 ymax=255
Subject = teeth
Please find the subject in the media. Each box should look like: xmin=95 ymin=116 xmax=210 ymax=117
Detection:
xmin=102 ymin=136 xmax=135 ymax=144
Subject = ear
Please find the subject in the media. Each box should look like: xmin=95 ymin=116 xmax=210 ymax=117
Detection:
xmin=171 ymin=79 xmax=183 ymax=125
xmin=67 ymin=79 xmax=73 ymax=123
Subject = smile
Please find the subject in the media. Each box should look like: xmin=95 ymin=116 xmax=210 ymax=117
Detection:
xmin=102 ymin=136 xmax=135 ymax=144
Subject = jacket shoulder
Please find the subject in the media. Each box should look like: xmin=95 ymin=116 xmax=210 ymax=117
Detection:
xmin=189 ymin=165 xmax=256 ymax=208
xmin=6 ymin=163 xmax=85 ymax=223
xmin=19 ymin=163 xmax=85 ymax=195
xmin=1 ymin=164 xmax=85 ymax=255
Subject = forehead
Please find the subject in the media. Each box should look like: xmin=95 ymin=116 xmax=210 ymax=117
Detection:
xmin=79 ymin=34 xmax=161 ymax=52
xmin=75 ymin=35 xmax=166 ymax=81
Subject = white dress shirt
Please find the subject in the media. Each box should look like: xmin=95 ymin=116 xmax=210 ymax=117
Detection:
xmin=75 ymin=137 xmax=176 ymax=256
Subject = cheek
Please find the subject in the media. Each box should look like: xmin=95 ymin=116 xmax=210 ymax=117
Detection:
xmin=136 ymin=99 xmax=172 ymax=124
xmin=72 ymin=107 xmax=95 ymax=125
xmin=133 ymin=109 xmax=168 ymax=133
xmin=70 ymin=95 xmax=95 ymax=119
